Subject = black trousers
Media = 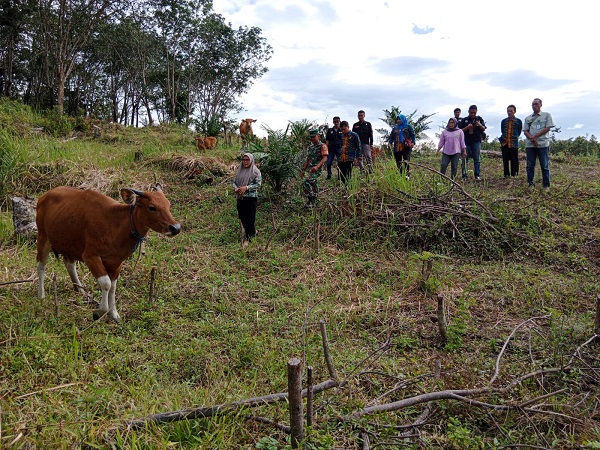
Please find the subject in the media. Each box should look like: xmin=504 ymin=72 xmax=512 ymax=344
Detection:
xmin=501 ymin=146 xmax=519 ymax=177
xmin=394 ymin=148 xmax=412 ymax=175
xmin=338 ymin=161 xmax=353 ymax=185
xmin=237 ymin=197 xmax=257 ymax=240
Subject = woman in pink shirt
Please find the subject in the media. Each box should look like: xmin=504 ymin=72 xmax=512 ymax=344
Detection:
xmin=437 ymin=118 xmax=466 ymax=180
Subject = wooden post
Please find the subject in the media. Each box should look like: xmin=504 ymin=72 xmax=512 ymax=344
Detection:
xmin=306 ymin=366 xmax=314 ymax=428
xmin=437 ymin=294 xmax=447 ymax=342
xmin=149 ymin=267 xmax=156 ymax=303
xmin=288 ymin=358 xmax=304 ymax=448
xmin=319 ymin=320 xmax=338 ymax=381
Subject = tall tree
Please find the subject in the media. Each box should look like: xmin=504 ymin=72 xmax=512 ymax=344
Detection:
xmin=34 ymin=0 xmax=125 ymax=115
xmin=189 ymin=13 xmax=273 ymax=125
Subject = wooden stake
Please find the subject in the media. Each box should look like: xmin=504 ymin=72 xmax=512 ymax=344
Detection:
xmin=307 ymin=366 xmax=314 ymax=428
xmin=149 ymin=266 xmax=156 ymax=302
xmin=319 ymin=320 xmax=339 ymax=381
xmin=288 ymin=358 xmax=304 ymax=448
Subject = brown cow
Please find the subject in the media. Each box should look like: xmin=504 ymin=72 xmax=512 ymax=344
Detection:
xmin=36 ymin=184 xmax=181 ymax=323
xmin=196 ymin=136 xmax=217 ymax=151
xmin=239 ymin=118 xmax=257 ymax=146
xmin=203 ymin=136 xmax=217 ymax=149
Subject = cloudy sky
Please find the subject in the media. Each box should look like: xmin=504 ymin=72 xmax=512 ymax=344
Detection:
xmin=212 ymin=0 xmax=598 ymax=143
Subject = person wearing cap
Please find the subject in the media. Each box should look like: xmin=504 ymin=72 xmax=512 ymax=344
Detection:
xmin=325 ymin=116 xmax=343 ymax=179
xmin=388 ymin=114 xmax=416 ymax=178
xmin=301 ymin=129 xmax=328 ymax=208
xmin=338 ymin=120 xmax=361 ymax=185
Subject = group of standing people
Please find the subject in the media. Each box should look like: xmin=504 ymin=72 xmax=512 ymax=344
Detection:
xmin=233 ymin=98 xmax=555 ymax=248
xmin=437 ymin=98 xmax=554 ymax=190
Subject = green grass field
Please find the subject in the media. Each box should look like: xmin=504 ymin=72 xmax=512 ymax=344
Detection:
xmin=1 ymin=109 xmax=599 ymax=449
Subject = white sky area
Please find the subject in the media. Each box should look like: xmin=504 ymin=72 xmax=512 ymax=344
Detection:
xmin=213 ymin=0 xmax=598 ymax=142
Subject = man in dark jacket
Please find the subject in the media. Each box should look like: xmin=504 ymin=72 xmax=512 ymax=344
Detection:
xmin=352 ymin=110 xmax=373 ymax=173
xmin=459 ymin=105 xmax=487 ymax=181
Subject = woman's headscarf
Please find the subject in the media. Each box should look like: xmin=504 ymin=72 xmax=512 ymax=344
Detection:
xmin=446 ymin=117 xmax=459 ymax=132
xmin=234 ymin=153 xmax=261 ymax=190
xmin=394 ymin=114 xmax=409 ymax=143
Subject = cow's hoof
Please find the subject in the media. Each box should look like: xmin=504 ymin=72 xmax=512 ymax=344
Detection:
xmin=108 ymin=314 xmax=121 ymax=324
xmin=93 ymin=309 xmax=108 ymax=321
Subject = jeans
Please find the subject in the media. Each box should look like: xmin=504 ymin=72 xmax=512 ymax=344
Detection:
xmin=326 ymin=147 xmax=341 ymax=178
xmin=464 ymin=141 xmax=481 ymax=178
xmin=501 ymin=146 xmax=519 ymax=177
xmin=440 ymin=153 xmax=460 ymax=179
xmin=526 ymin=146 xmax=550 ymax=187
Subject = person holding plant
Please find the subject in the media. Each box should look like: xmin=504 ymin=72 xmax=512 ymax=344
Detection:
xmin=301 ymin=129 xmax=328 ymax=208
xmin=388 ymin=114 xmax=416 ymax=178
xmin=437 ymin=118 xmax=466 ymax=180
xmin=233 ymin=152 xmax=262 ymax=248
xmin=499 ymin=104 xmax=523 ymax=178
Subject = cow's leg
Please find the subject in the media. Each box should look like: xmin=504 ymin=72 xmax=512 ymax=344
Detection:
xmin=107 ymin=278 xmax=120 ymax=322
xmin=64 ymin=259 xmax=84 ymax=294
xmin=92 ymin=275 xmax=112 ymax=321
xmin=36 ymin=231 xmax=51 ymax=299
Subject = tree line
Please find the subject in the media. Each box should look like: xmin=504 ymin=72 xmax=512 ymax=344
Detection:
xmin=0 ymin=0 xmax=273 ymax=130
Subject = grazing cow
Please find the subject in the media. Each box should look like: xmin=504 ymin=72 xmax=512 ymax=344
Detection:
xmin=196 ymin=137 xmax=206 ymax=151
xmin=239 ymin=118 xmax=256 ymax=147
xmin=203 ymin=136 xmax=217 ymax=149
xmin=36 ymin=184 xmax=181 ymax=323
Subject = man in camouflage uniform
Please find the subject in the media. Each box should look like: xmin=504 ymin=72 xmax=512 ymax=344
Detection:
xmin=301 ymin=128 xmax=329 ymax=208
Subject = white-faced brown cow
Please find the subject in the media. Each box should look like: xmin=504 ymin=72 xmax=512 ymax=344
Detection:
xmin=36 ymin=184 xmax=181 ymax=323
xmin=239 ymin=118 xmax=256 ymax=147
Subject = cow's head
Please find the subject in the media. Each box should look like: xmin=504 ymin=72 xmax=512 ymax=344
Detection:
xmin=121 ymin=184 xmax=181 ymax=237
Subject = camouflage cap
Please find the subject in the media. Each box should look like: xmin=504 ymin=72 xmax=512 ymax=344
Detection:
xmin=309 ymin=128 xmax=319 ymax=137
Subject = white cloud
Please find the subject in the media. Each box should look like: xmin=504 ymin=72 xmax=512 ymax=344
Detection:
xmin=214 ymin=0 xmax=599 ymax=140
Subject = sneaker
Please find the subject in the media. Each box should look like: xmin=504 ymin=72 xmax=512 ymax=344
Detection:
xmin=543 ymin=186 xmax=550 ymax=193
xmin=476 ymin=176 xmax=482 ymax=181
xmin=528 ymin=183 xmax=535 ymax=189
xmin=405 ymin=175 xmax=410 ymax=180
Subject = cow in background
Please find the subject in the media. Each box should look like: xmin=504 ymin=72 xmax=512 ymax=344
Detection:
xmin=36 ymin=184 xmax=181 ymax=323
xmin=196 ymin=136 xmax=217 ymax=151
xmin=239 ymin=118 xmax=257 ymax=148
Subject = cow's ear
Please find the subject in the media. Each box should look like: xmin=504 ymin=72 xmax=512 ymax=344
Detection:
xmin=151 ymin=183 xmax=163 ymax=192
xmin=121 ymin=188 xmax=139 ymax=204
xmin=252 ymin=119 xmax=257 ymax=122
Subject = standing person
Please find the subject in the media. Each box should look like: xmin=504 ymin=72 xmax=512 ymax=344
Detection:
xmin=454 ymin=107 xmax=462 ymax=124
xmin=233 ymin=153 xmax=262 ymax=249
xmin=388 ymin=114 xmax=416 ymax=178
xmin=436 ymin=118 xmax=466 ymax=180
xmin=459 ymin=105 xmax=487 ymax=181
xmin=301 ymin=129 xmax=328 ymax=208
xmin=325 ymin=116 xmax=343 ymax=180
xmin=523 ymin=98 xmax=554 ymax=191
xmin=352 ymin=110 xmax=373 ymax=172
xmin=338 ymin=120 xmax=361 ymax=185
xmin=499 ymin=104 xmax=523 ymax=178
